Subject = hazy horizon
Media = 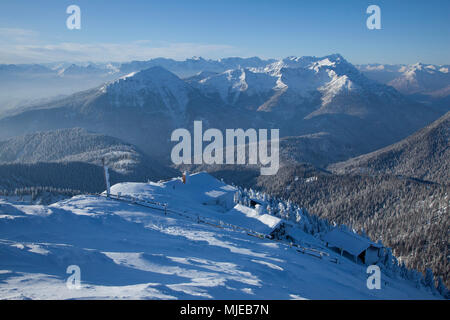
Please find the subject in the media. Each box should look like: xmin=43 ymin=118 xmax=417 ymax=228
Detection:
xmin=1 ymin=0 xmax=449 ymax=65
xmin=1 ymin=54 xmax=449 ymax=67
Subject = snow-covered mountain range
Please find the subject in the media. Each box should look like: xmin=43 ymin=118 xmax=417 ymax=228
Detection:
xmin=187 ymin=54 xmax=407 ymax=118
xmin=0 ymin=54 xmax=443 ymax=166
xmin=2 ymin=56 xmax=448 ymax=114
xmin=358 ymin=63 xmax=449 ymax=93
xmin=357 ymin=63 xmax=450 ymax=109
xmin=0 ymin=57 xmax=275 ymax=113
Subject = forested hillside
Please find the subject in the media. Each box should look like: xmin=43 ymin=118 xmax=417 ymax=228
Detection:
xmin=0 ymin=128 xmax=177 ymax=187
xmin=253 ymin=165 xmax=449 ymax=287
xmin=329 ymin=111 xmax=449 ymax=184
xmin=0 ymin=162 xmax=124 ymax=193
xmin=201 ymin=113 xmax=449 ymax=287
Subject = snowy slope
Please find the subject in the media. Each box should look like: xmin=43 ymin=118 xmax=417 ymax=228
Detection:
xmin=187 ymin=68 xmax=277 ymax=103
xmin=101 ymin=66 xmax=192 ymax=113
xmin=109 ymin=172 xmax=279 ymax=234
xmin=0 ymin=173 xmax=439 ymax=300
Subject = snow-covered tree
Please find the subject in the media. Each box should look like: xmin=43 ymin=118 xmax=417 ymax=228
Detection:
xmin=436 ymin=277 xmax=449 ymax=298
xmin=423 ymin=268 xmax=437 ymax=294
xmin=295 ymin=208 xmax=302 ymax=223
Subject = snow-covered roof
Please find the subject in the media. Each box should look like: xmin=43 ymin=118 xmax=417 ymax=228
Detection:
xmin=164 ymin=172 xmax=236 ymax=203
xmin=110 ymin=171 xmax=237 ymax=213
xmin=323 ymin=228 xmax=382 ymax=257
xmin=222 ymin=204 xmax=282 ymax=234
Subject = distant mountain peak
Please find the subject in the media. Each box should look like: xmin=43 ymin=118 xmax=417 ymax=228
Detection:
xmin=131 ymin=65 xmax=181 ymax=80
xmin=101 ymin=66 xmax=191 ymax=112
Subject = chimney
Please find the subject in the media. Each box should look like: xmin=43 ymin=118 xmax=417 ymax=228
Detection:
xmin=182 ymin=171 xmax=188 ymax=184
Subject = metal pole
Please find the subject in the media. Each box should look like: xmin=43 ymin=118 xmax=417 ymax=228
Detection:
xmin=102 ymin=158 xmax=110 ymax=197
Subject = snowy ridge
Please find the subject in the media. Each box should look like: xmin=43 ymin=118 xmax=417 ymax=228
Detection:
xmin=186 ymin=54 xmax=395 ymax=109
xmin=102 ymin=66 xmax=191 ymax=112
xmin=190 ymin=68 xmax=278 ymax=103
xmin=357 ymin=62 xmax=450 ymax=96
xmin=0 ymin=128 xmax=160 ymax=176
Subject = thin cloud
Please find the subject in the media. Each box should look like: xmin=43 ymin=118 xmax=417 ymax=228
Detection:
xmin=0 ymin=28 xmax=240 ymax=63
xmin=0 ymin=28 xmax=38 ymax=38
xmin=0 ymin=28 xmax=40 ymax=46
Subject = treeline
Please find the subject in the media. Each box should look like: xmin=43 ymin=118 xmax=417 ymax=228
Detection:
xmin=0 ymin=160 xmax=177 ymax=201
xmin=0 ymin=186 xmax=82 ymax=197
xmin=0 ymin=162 xmax=126 ymax=193
xmin=0 ymin=186 xmax=84 ymax=205
xmin=0 ymin=127 xmax=177 ymax=181
xmin=0 ymin=127 xmax=126 ymax=163
xmin=329 ymin=111 xmax=449 ymax=185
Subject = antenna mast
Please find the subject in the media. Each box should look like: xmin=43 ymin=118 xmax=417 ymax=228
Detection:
xmin=102 ymin=158 xmax=111 ymax=197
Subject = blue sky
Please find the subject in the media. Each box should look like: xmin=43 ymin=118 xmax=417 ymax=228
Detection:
xmin=0 ymin=0 xmax=448 ymax=64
